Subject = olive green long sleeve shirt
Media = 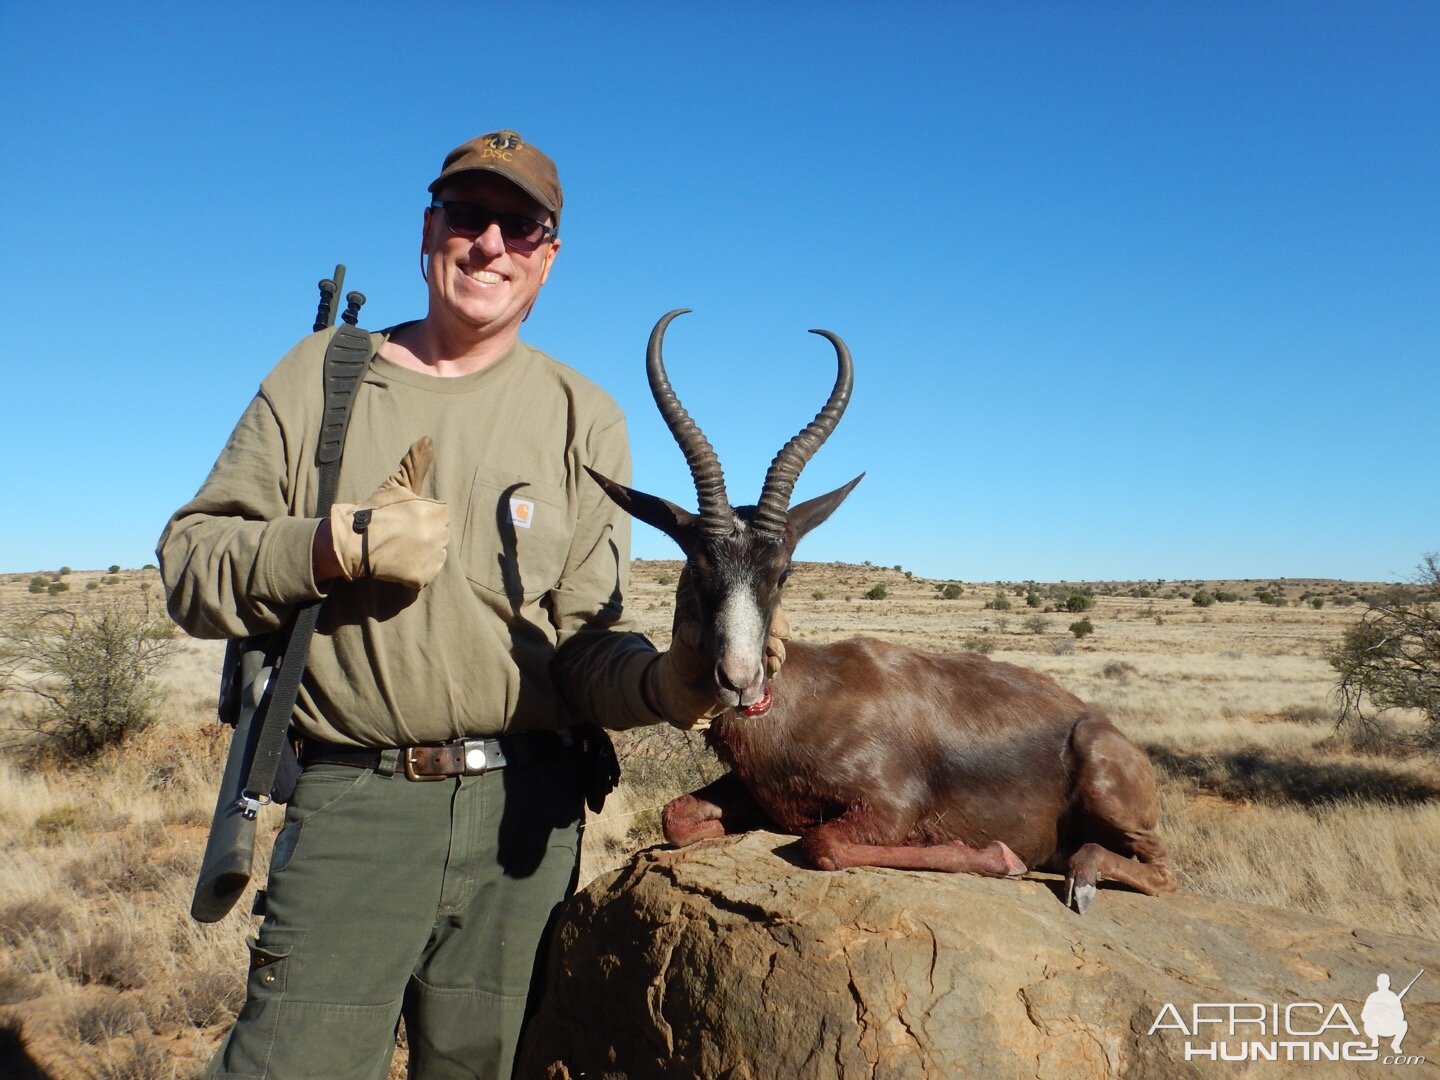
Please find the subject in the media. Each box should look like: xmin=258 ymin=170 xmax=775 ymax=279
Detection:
xmin=158 ymin=327 xmax=660 ymax=745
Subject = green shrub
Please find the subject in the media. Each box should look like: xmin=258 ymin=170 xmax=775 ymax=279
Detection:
xmin=1069 ymin=618 xmax=1095 ymax=639
xmin=941 ymin=583 xmax=962 ymax=600
xmin=1023 ymin=614 xmax=1049 ymax=635
xmin=6 ymin=599 xmax=176 ymax=761
xmin=962 ymin=635 xmax=997 ymax=655
xmin=1330 ymin=556 xmax=1440 ymax=749
xmin=107 ymin=564 xmax=122 ymax=574
xmin=28 ymin=577 xmax=47 ymax=594
xmin=1192 ymin=592 xmax=1216 ymax=607
xmin=1311 ymin=597 xmax=1325 ymax=609
xmin=987 ymin=593 xmax=1011 ymax=610
xmin=47 ymin=582 xmax=70 ymax=595
xmin=811 ymin=591 xmax=826 ymax=601
xmin=863 ymin=584 xmax=887 ymax=601
xmin=1064 ymin=593 xmax=1094 ymax=613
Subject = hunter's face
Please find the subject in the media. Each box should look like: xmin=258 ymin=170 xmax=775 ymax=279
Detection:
xmin=422 ymin=173 xmax=560 ymax=343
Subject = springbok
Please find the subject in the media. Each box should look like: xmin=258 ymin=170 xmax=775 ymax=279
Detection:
xmin=587 ymin=310 xmax=1176 ymax=913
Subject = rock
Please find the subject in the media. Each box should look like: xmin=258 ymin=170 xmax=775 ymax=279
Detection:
xmin=517 ymin=832 xmax=1440 ymax=1079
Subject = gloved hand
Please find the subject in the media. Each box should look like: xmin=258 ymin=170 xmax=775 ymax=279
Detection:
xmin=329 ymin=437 xmax=449 ymax=589
xmin=647 ymin=621 xmax=725 ymax=731
xmin=647 ymin=599 xmax=791 ymax=731
xmin=765 ymin=603 xmax=789 ymax=679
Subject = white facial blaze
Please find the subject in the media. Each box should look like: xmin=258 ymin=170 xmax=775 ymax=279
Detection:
xmin=715 ymin=589 xmax=766 ymax=694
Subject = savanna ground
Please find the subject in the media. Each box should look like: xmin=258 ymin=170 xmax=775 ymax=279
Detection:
xmin=1 ymin=563 xmax=1436 ymax=1078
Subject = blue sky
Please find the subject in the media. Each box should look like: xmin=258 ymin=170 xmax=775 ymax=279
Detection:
xmin=1 ymin=2 xmax=1435 ymax=582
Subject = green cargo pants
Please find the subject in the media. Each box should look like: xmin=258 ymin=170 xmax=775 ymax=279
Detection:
xmin=207 ymin=749 xmax=583 ymax=1080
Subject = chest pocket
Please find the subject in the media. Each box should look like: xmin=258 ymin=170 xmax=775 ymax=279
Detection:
xmin=462 ymin=467 xmax=571 ymax=604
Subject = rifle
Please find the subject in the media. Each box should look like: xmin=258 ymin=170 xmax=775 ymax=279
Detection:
xmin=1398 ymin=968 xmax=1424 ymax=999
xmin=191 ymin=268 xmax=367 ymax=923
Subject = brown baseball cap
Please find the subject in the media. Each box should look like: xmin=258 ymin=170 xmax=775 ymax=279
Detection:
xmin=428 ymin=130 xmax=563 ymax=225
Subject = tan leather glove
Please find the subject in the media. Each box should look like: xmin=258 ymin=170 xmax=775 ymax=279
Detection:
xmin=647 ymin=621 xmax=724 ymax=731
xmin=765 ymin=602 xmax=789 ymax=678
xmin=329 ymin=437 xmax=449 ymax=589
xmin=647 ymin=599 xmax=791 ymax=731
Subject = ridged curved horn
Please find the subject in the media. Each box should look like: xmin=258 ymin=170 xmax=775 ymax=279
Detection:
xmin=751 ymin=329 xmax=854 ymax=539
xmin=647 ymin=309 xmax=734 ymax=539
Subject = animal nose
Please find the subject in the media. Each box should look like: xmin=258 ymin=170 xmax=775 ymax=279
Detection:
xmin=715 ymin=657 xmax=764 ymax=698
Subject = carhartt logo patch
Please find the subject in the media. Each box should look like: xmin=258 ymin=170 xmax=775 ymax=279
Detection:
xmin=509 ymin=498 xmax=535 ymax=529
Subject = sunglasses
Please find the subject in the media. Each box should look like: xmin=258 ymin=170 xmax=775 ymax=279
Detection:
xmin=429 ymin=200 xmax=557 ymax=252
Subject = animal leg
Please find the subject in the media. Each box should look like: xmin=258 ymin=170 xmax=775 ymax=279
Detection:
xmin=801 ymin=817 xmax=1026 ymax=877
xmin=1065 ymin=715 xmax=1178 ymax=914
xmin=662 ymin=772 xmax=772 ymax=847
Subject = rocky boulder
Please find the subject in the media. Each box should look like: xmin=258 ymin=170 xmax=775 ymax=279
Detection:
xmin=518 ymin=831 xmax=1439 ymax=1079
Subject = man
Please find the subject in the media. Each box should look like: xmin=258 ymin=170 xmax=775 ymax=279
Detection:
xmin=160 ymin=130 xmax=772 ymax=1079
xmin=1362 ymin=972 xmax=1413 ymax=1054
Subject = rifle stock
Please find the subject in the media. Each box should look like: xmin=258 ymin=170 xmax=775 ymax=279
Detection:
xmin=192 ymin=265 xmax=360 ymax=924
xmin=191 ymin=644 xmax=274 ymax=922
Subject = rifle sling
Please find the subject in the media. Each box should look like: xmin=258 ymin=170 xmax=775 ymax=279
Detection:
xmin=241 ymin=325 xmax=371 ymax=808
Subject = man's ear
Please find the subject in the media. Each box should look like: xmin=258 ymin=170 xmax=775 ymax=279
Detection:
xmin=538 ymin=234 xmax=561 ymax=287
xmin=419 ymin=208 xmax=434 ymax=280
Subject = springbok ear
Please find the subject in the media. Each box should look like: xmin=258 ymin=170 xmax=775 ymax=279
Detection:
xmin=585 ymin=467 xmax=699 ymax=547
xmin=786 ymin=473 xmax=864 ymax=543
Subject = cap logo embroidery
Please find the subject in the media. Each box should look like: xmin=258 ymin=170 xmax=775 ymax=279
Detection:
xmin=509 ymin=497 xmax=535 ymax=529
xmin=482 ymin=131 xmax=524 ymax=160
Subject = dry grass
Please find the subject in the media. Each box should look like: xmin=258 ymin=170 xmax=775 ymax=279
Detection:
xmin=1 ymin=563 xmax=1436 ymax=1077
xmin=0 ymin=576 xmax=256 ymax=1077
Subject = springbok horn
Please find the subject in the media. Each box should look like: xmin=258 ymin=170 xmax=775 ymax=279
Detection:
xmin=646 ymin=309 xmax=735 ymax=540
xmin=751 ymin=329 xmax=854 ymax=540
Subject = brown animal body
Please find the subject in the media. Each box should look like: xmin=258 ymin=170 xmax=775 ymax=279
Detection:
xmin=665 ymin=639 xmax=1174 ymax=908
xmin=592 ymin=311 xmax=1175 ymax=912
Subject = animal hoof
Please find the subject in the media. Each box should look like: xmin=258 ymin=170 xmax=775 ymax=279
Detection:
xmin=1068 ymin=880 xmax=1097 ymax=915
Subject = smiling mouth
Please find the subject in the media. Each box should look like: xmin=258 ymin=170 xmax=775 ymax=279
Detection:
xmin=465 ymin=268 xmax=503 ymax=284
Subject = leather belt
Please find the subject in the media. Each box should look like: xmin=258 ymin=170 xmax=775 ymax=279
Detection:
xmin=301 ymin=729 xmax=580 ymax=782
